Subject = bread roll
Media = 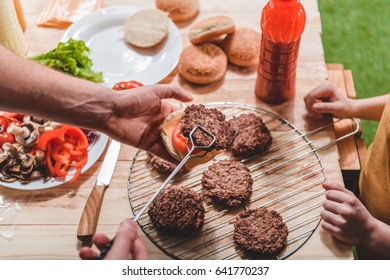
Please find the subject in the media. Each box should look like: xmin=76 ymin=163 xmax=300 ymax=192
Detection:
xmin=178 ymin=43 xmax=227 ymax=84
xmin=222 ymin=27 xmax=261 ymax=67
xmin=189 ymin=16 xmax=235 ymax=44
xmin=156 ymin=0 xmax=199 ymax=22
xmin=124 ymin=9 xmax=169 ymax=48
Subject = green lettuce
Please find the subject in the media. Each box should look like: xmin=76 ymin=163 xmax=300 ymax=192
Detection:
xmin=29 ymin=39 xmax=103 ymax=83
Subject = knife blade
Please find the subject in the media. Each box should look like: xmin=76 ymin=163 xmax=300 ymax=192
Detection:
xmin=77 ymin=139 xmax=121 ymax=244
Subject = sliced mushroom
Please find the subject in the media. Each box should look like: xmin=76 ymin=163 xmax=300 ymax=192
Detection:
xmin=2 ymin=158 xmax=18 ymax=177
xmin=0 ymin=152 xmax=11 ymax=167
xmin=0 ymin=177 xmax=17 ymax=183
xmin=7 ymin=123 xmax=40 ymax=147
xmin=2 ymin=143 xmax=18 ymax=157
xmin=20 ymin=153 xmax=34 ymax=169
xmin=23 ymin=115 xmax=60 ymax=134
xmin=29 ymin=170 xmax=43 ymax=181
xmin=43 ymin=121 xmax=61 ymax=132
xmin=35 ymin=150 xmax=51 ymax=181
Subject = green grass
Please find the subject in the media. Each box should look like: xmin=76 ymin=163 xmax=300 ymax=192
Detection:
xmin=318 ymin=0 xmax=390 ymax=145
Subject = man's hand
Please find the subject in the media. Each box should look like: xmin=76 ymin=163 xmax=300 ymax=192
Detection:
xmin=79 ymin=219 xmax=148 ymax=260
xmin=102 ymin=84 xmax=192 ymax=162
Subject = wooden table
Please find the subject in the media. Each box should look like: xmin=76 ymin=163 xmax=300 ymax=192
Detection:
xmin=0 ymin=0 xmax=353 ymax=259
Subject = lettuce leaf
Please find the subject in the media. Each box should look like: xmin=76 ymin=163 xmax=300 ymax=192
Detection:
xmin=29 ymin=39 xmax=103 ymax=83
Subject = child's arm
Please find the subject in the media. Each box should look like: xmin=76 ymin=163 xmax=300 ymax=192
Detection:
xmin=321 ymin=183 xmax=390 ymax=257
xmin=304 ymin=81 xmax=389 ymax=121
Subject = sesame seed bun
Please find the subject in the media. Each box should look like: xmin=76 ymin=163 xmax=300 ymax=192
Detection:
xmin=222 ymin=28 xmax=261 ymax=67
xmin=189 ymin=16 xmax=235 ymax=44
xmin=178 ymin=43 xmax=227 ymax=84
xmin=156 ymin=0 xmax=199 ymax=22
xmin=124 ymin=9 xmax=169 ymax=48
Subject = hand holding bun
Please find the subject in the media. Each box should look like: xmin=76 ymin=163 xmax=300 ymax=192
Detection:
xmin=156 ymin=0 xmax=199 ymax=22
xmin=160 ymin=104 xmax=234 ymax=168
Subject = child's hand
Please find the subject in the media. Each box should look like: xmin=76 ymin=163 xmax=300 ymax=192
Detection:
xmin=321 ymin=183 xmax=375 ymax=246
xmin=304 ymin=82 xmax=355 ymax=120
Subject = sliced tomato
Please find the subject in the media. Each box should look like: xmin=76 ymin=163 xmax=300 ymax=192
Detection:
xmin=171 ymin=124 xmax=188 ymax=154
xmin=0 ymin=132 xmax=14 ymax=146
xmin=1 ymin=112 xmax=24 ymax=120
xmin=0 ymin=117 xmax=9 ymax=132
xmin=171 ymin=124 xmax=202 ymax=154
xmin=113 ymin=80 xmax=143 ymax=91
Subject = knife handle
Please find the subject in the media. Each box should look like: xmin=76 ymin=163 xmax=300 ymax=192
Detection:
xmin=77 ymin=184 xmax=107 ymax=244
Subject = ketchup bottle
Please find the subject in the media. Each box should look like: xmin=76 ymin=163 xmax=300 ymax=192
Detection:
xmin=255 ymin=0 xmax=306 ymax=104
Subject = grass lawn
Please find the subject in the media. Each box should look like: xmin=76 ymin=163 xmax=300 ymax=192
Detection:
xmin=318 ymin=0 xmax=390 ymax=145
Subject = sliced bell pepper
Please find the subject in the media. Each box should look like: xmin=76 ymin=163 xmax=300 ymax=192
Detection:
xmin=38 ymin=125 xmax=89 ymax=183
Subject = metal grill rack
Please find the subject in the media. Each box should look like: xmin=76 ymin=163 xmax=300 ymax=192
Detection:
xmin=127 ymin=102 xmax=359 ymax=260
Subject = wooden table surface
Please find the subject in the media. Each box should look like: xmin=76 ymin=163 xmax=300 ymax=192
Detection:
xmin=0 ymin=0 xmax=353 ymax=259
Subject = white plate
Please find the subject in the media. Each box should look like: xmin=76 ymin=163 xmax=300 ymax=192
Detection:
xmin=61 ymin=6 xmax=182 ymax=87
xmin=0 ymin=133 xmax=108 ymax=190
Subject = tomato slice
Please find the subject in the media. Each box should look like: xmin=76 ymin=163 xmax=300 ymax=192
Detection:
xmin=171 ymin=124 xmax=188 ymax=154
xmin=113 ymin=80 xmax=143 ymax=91
xmin=171 ymin=124 xmax=202 ymax=154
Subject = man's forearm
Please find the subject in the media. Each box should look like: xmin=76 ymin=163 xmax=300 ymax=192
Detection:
xmin=352 ymin=94 xmax=389 ymax=121
xmin=0 ymin=46 xmax=113 ymax=130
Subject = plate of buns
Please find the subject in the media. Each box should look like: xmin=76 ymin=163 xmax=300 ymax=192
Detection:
xmin=62 ymin=6 xmax=182 ymax=87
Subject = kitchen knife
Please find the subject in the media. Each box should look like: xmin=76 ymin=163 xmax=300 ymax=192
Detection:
xmin=77 ymin=139 xmax=121 ymax=244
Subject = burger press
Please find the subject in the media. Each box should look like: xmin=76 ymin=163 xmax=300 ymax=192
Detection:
xmin=127 ymin=102 xmax=360 ymax=260
xmin=96 ymin=125 xmax=216 ymax=259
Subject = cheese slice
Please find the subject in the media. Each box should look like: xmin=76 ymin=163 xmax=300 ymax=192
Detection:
xmin=161 ymin=115 xmax=223 ymax=169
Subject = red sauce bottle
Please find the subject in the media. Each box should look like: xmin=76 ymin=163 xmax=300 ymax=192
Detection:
xmin=255 ymin=0 xmax=306 ymax=104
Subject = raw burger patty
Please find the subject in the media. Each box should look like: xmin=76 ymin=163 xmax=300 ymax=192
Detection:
xmin=202 ymin=160 xmax=253 ymax=207
xmin=234 ymin=207 xmax=288 ymax=254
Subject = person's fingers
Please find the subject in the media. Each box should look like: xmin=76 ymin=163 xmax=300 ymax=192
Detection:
xmin=105 ymin=219 xmax=138 ymax=260
xmin=325 ymin=189 xmax=354 ymax=204
xmin=169 ymin=105 xmax=181 ymax=114
xmin=321 ymin=220 xmax=341 ymax=236
xmin=79 ymin=247 xmax=98 ymax=260
xmin=312 ymin=102 xmax=337 ymax=114
xmin=321 ymin=208 xmax=346 ymax=227
xmin=131 ymin=236 xmax=149 ymax=260
xmin=323 ymin=182 xmax=354 ymax=196
xmin=322 ymin=182 xmax=345 ymax=192
xmin=323 ymin=199 xmax=345 ymax=214
xmin=304 ymin=82 xmax=336 ymax=119
xmin=92 ymin=233 xmax=111 ymax=251
xmin=153 ymin=85 xmax=193 ymax=102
